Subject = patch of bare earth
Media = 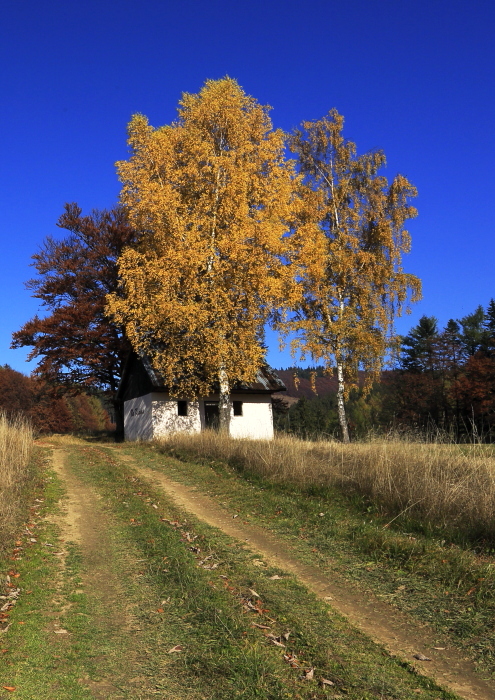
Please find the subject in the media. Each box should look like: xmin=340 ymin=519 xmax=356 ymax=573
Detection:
xmin=115 ymin=450 xmax=495 ymax=700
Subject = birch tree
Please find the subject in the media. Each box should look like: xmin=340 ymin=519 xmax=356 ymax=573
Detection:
xmin=284 ymin=110 xmax=421 ymax=442
xmin=107 ymin=78 xmax=295 ymax=431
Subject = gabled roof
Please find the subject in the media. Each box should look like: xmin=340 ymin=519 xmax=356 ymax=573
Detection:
xmin=117 ymin=353 xmax=286 ymax=402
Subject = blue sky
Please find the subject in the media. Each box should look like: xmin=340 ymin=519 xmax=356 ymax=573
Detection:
xmin=1 ymin=0 xmax=494 ymax=373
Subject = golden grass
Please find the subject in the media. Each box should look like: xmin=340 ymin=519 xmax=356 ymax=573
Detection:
xmin=0 ymin=414 xmax=34 ymax=550
xmin=158 ymin=430 xmax=495 ymax=542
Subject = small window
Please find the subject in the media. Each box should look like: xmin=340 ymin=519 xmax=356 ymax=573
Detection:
xmin=233 ymin=401 xmax=243 ymax=416
xmin=177 ymin=400 xmax=188 ymax=416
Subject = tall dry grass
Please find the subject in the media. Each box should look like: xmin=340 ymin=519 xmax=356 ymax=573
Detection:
xmin=0 ymin=414 xmax=34 ymax=551
xmin=157 ymin=430 xmax=495 ymax=543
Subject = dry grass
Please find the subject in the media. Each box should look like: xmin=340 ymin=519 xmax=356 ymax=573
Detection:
xmin=0 ymin=413 xmax=34 ymax=550
xmin=158 ymin=430 xmax=495 ymax=544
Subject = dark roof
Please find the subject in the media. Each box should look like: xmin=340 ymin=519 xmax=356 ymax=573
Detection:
xmin=117 ymin=353 xmax=286 ymax=402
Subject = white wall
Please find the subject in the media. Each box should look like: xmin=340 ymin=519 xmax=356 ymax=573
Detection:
xmin=124 ymin=393 xmax=274 ymax=441
xmin=124 ymin=394 xmax=153 ymax=441
xmin=151 ymin=394 xmax=201 ymax=438
xmin=228 ymin=394 xmax=274 ymax=440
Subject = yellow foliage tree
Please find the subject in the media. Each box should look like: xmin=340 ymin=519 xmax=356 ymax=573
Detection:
xmin=107 ymin=78 xmax=296 ymax=431
xmin=284 ymin=110 xmax=421 ymax=442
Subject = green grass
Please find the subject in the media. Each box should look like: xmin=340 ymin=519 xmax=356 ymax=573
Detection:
xmin=63 ymin=444 xmax=457 ymax=700
xmin=0 ymin=442 xmax=469 ymax=698
xmin=0 ymin=449 xmax=96 ymax=699
xmin=117 ymin=441 xmax=495 ymax=679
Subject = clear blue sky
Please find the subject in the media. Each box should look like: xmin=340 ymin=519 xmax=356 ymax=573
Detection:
xmin=1 ymin=0 xmax=494 ymax=373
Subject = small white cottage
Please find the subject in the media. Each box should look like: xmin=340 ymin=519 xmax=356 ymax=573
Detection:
xmin=117 ymin=354 xmax=286 ymax=441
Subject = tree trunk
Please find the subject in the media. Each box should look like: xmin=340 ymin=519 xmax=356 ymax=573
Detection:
xmin=218 ymin=368 xmax=230 ymax=435
xmin=112 ymin=398 xmax=125 ymax=442
xmin=336 ymin=361 xmax=350 ymax=443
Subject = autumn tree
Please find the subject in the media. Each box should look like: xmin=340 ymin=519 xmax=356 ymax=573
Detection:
xmin=283 ymin=110 xmax=421 ymax=442
xmin=12 ymin=203 xmax=137 ymax=437
xmin=107 ymin=78 xmax=295 ymax=431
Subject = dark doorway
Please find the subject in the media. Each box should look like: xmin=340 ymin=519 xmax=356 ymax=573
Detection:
xmin=204 ymin=401 xmax=220 ymax=430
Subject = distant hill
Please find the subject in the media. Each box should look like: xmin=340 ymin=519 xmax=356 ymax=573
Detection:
xmin=273 ymin=369 xmax=339 ymax=401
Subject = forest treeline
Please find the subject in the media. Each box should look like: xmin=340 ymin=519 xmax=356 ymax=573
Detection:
xmin=274 ymin=300 xmax=495 ymax=441
xmin=0 ymin=365 xmax=113 ymax=434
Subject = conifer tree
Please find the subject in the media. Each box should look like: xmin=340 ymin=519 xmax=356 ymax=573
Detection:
xmin=107 ymin=78 xmax=296 ymax=431
xmin=283 ymin=110 xmax=421 ymax=442
xmin=458 ymin=305 xmax=486 ymax=356
xmin=401 ymin=316 xmax=439 ymax=372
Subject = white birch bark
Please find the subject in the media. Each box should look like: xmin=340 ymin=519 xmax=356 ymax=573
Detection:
xmin=218 ymin=367 xmax=230 ymax=434
xmin=336 ymin=359 xmax=350 ymax=443
xmin=336 ymin=297 xmax=350 ymax=443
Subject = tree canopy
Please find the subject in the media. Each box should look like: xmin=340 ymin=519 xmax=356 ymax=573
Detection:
xmin=107 ymin=78 xmax=296 ymax=428
xmin=280 ymin=109 xmax=421 ymax=441
xmin=12 ymin=203 xmax=136 ymax=435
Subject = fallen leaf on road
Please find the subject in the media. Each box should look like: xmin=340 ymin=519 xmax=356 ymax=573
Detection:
xmin=168 ymin=645 xmax=183 ymax=653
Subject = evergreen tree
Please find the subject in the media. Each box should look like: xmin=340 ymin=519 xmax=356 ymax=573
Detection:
xmin=458 ymin=305 xmax=486 ymax=356
xmin=400 ymin=316 xmax=438 ymax=372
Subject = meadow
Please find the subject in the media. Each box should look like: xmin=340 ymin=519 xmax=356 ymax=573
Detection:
xmin=158 ymin=430 xmax=495 ymax=548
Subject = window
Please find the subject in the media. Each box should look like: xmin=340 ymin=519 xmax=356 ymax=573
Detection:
xmin=233 ymin=401 xmax=243 ymax=416
xmin=177 ymin=400 xmax=188 ymax=416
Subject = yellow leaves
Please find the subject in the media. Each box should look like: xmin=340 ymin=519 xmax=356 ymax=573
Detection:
xmin=279 ymin=109 xmax=421 ymax=398
xmin=108 ymin=78 xmax=296 ymax=398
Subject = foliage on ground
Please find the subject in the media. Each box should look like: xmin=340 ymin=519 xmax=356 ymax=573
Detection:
xmin=154 ymin=431 xmax=495 ymax=548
